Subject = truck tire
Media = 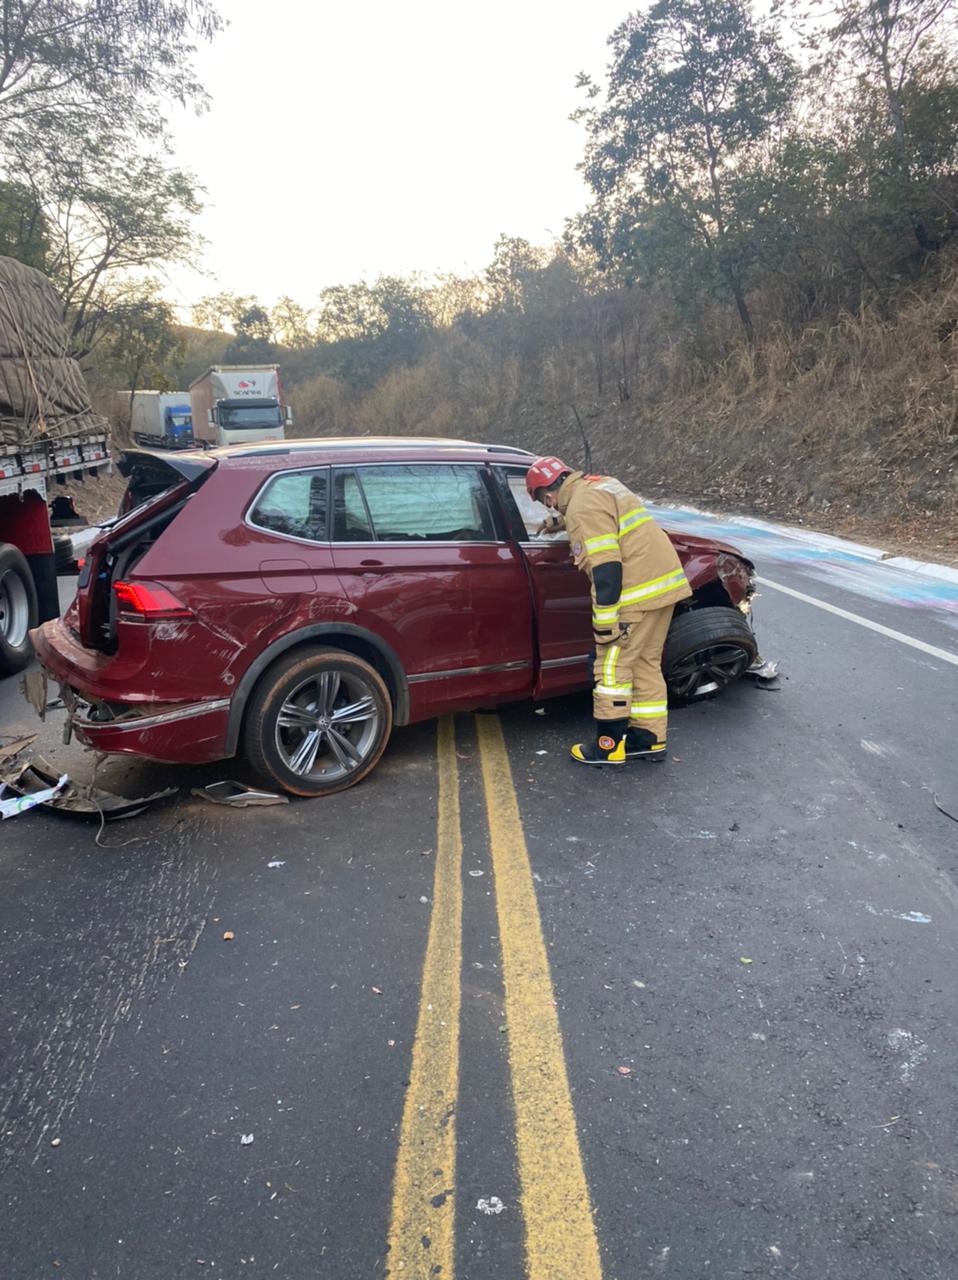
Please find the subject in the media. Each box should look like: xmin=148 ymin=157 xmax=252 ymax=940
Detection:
xmin=0 ymin=543 xmax=39 ymax=676
xmin=663 ymin=606 xmax=757 ymax=706
xmin=53 ymin=533 xmax=75 ymax=573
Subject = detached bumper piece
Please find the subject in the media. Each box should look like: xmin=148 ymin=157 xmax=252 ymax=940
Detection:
xmin=1 ymin=754 xmax=176 ymax=821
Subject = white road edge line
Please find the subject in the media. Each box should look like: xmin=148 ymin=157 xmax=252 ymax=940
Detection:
xmin=758 ymin=575 xmax=958 ymax=669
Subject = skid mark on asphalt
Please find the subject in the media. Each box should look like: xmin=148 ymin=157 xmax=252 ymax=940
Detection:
xmin=386 ymin=716 xmax=463 ymax=1278
xmin=476 ymin=714 xmax=603 ymax=1280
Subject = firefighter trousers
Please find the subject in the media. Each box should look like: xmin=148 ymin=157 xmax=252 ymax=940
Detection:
xmin=592 ymin=605 xmax=674 ymax=744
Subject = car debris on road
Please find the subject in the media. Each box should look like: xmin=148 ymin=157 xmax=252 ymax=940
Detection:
xmin=191 ymin=780 xmax=288 ymax=807
xmin=0 ymin=745 xmax=176 ymax=823
xmin=0 ymin=768 xmax=67 ymax=819
xmin=745 ymin=657 xmax=780 ymax=681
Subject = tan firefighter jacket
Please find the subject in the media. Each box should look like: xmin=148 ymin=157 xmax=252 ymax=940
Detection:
xmin=556 ymin=472 xmax=692 ymax=628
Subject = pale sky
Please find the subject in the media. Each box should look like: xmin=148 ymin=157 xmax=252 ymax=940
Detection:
xmin=163 ymin=0 xmax=634 ymax=313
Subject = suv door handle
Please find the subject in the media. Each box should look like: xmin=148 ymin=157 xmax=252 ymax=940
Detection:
xmin=359 ymin=558 xmax=383 ymax=567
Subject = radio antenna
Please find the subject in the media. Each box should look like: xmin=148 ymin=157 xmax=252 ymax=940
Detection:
xmin=571 ymin=403 xmax=593 ymax=473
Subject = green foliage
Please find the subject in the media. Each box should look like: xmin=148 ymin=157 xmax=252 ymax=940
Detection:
xmin=98 ymin=281 xmax=184 ymax=399
xmin=313 ymin=276 xmax=434 ymax=387
xmin=7 ymin=132 xmax=202 ymax=356
xmin=0 ymin=180 xmax=50 ymax=269
xmin=0 ymin=0 xmax=222 ymax=141
xmin=575 ymin=0 xmax=798 ymax=341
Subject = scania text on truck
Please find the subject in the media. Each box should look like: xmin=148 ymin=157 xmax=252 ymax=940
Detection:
xmin=0 ymin=256 xmax=110 ymax=676
xmin=130 ymin=391 xmax=193 ymax=449
xmin=189 ymin=365 xmax=291 ymax=448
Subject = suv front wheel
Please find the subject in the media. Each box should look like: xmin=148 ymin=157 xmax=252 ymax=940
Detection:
xmin=663 ymin=606 xmax=757 ymax=705
xmin=244 ymin=647 xmax=393 ymax=797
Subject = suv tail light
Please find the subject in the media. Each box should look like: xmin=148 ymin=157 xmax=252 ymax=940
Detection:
xmin=114 ymin=581 xmax=193 ymax=619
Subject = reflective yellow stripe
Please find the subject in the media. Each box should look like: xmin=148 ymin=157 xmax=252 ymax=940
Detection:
xmin=618 ymin=507 xmax=650 ymax=537
xmin=592 ymin=603 xmax=620 ymax=626
xmin=631 ymin=702 xmax=667 ymax=716
xmin=602 ymin=644 xmax=620 ymax=689
xmin=594 ymin=683 xmax=632 ymax=697
xmin=620 ymin=569 xmax=688 ymax=604
xmin=584 ymin=533 xmax=619 ymax=554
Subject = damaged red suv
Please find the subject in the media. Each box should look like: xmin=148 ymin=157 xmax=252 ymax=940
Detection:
xmin=31 ymin=438 xmax=758 ymax=796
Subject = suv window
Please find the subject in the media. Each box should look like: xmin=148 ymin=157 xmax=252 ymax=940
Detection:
xmin=335 ymin=465 xmax=497 ymax=542
xmin=503 ymin=469 xmax=568 ymax=542
xmin=333 ymin=470 xmax=374 ymax=541
xmin=250 ymin=469 xmax=329 ymax=542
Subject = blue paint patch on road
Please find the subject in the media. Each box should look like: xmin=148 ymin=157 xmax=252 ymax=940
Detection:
xmin=648 ymin=503 xmax=958 ymax=632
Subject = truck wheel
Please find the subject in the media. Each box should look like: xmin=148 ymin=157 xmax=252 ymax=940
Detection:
xmin=53 ymin=534 xmax=75 ymax=574
xmin=663 ymin=606 xmax=757 ymax=705
xmin=243 ymin=647 xmax=393 ymax=797
xmin=0 ymin=543 xmax=39 ymax=676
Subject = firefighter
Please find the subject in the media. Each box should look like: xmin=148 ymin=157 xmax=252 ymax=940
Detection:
xmin=525 ymin=457 xmax=692 ymax=766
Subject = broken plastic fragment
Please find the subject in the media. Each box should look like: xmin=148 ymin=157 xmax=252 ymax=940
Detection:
xmin=746 ymin=657 xmax=779 ymax=681
xmin=223 ymin=931 xmax=235 ymax=941
xmin=193 ymin=781 xmax=288 ymax=807
xmin=0 ymin=755 xmax=175 ymax=821
xmin=240 ymin=1133 xmax=254 ymax=1146
xmin=0 ymin=772 xmax=67 ymax=819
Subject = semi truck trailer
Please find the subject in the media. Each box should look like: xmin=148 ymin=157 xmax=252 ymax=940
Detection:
xmin=131 ymin=390 xmax=192 ymax=449
xmin=0 ymin=256 xmax=110 ymax=676
xmin=189 ymin=365 xmax=291 ymax=448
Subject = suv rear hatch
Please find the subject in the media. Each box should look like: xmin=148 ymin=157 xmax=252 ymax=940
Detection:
xmin=77 ymin=450 xmax=216 ymax=652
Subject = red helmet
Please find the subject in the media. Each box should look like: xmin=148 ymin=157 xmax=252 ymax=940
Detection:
xmin=525 ymin=456 xmax=571 ymax=500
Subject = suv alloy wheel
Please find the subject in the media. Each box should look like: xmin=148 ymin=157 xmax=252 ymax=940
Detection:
xmin=243 ymin=647 xmax=393 ymax=797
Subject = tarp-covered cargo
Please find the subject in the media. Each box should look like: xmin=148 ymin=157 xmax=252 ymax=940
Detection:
xmin=0 ymin=256 xmax=106 ymax=448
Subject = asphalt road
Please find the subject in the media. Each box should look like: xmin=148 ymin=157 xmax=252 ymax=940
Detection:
xmin=1 ymin=511 xmax=957 ymax=1280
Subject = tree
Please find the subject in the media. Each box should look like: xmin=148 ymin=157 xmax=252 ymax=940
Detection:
xmin=271 ymin=297 xmax=315 ymax=349
xmin=314 ymin=277 xmax=434 ymax=386
xmin=0 ymin=0 xmax=222 ymax=142
xmin=193 ymin=292 xmax=258 ymax=332
xmin=8 ymin=129 xmax=202 ymax=355
xmin=576 ymin=0 xmax=797 ymax=342
xmin=0 ymin=180 xmax=50 ymax=269
xmin=816 ymin=0 xmax=958 ymax=250
xmin=484 ymin=235 xmax=547 ymax=311
xmin=99 ymin=281 xmax=184 ymax=415
xmin=192 ymin=292 xmax=277 ymax=362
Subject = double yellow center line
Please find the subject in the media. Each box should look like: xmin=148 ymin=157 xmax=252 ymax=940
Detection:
xmin=387 ymin=715 xmax=603 ymax=1279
